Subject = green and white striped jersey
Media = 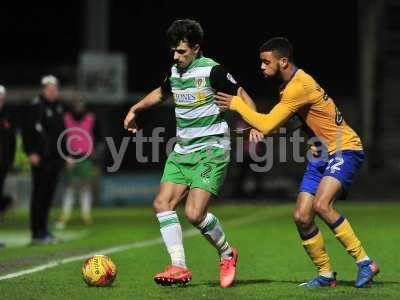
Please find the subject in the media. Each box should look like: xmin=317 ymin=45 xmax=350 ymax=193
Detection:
xmin=165 ymin=56 xmax=238 ymax=154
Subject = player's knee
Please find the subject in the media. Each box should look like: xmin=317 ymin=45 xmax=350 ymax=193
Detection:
xmin=313 ymin=200 xmax=331 ymax=216
xmin=153 ymin=195 xmax=170 ymax=213
xmin=293 ymin=210 xmax=313 ymax=228
xmin=184 ymin=209 xmax=204 ymax=225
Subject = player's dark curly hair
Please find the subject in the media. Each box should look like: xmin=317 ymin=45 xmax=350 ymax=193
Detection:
xmin=260 ymin=37 xmax=294 ymax=62
xmin=166 ymin=19 xmax=204 ymax=48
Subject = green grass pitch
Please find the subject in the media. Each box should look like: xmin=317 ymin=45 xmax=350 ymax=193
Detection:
xmin=0 ymin=202 xmax=399 ymax=299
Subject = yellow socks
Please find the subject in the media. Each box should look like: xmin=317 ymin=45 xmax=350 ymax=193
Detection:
xmin=302 ymin=228 xmax=333 ymax=276
xmin=301 ymin=216 xmax=369 ymax=276
xmin=331 ymin=216 xmax=368 ymax=262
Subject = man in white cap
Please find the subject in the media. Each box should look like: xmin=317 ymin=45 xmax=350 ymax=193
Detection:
xmin=0 ymin=85 xmax=16 ymax=248
xmin=23 ymin=75 xmax=67 ymax=244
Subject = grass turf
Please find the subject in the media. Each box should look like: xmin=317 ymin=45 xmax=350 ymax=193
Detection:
xmin=0 ymin=202 xmax=399 ymax=299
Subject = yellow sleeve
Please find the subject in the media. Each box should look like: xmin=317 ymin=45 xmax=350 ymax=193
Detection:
xmin=230 ymin=96 xmax=294 ymax=135
xmin=280 ymin=81 xmax=309 ymax=112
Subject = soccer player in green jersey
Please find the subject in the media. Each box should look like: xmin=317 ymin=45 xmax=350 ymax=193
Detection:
xmin=124 ymin=19 xmax=258 ymax=288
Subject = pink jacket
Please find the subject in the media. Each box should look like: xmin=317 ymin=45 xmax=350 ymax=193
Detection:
xmin=64 ymin=112 xmax=95 ymax=155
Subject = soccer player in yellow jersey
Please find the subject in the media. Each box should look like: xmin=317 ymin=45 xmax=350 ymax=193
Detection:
xmin=215 ymin=37 xmax=379 ymax=288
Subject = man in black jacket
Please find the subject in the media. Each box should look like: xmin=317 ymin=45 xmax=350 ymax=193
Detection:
xmin=23 ymin=75 xmax=67 ymax=244
xmin=0 ymin=85 xmax=15 ymax=220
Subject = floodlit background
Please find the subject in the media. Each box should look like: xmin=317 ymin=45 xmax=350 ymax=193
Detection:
xmin=0 ymin=1 xmax=399 ymax=299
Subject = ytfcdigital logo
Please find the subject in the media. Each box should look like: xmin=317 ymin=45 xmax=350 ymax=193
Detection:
xmin=57 ymin=126 xmax=339 ymax=173
xmin=57 ymin=127 xmax=94 ymax=163
xmin=103 ymin=127 xmax=336 ymax=173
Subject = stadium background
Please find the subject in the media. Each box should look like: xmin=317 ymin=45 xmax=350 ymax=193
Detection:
xmin=0 ymin=1 xmax=399 ymax=299
xmin=1 ymin=0 xmax=399 ymax=205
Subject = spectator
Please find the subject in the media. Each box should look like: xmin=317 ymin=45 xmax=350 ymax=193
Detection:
xmin=0 ymin=85 xmax=16 ymax=249
xmin=56 ymin=97 xmax=103 ymax=229
xmin=23 ymin=75 xmax=67 ymax=244
xmin=0 ymin=85 xmax=15 ymax=219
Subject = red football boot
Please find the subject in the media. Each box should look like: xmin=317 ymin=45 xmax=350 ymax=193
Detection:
xmin=154 ymin=265 xmax=192 ymax=286
xmin=219 ymin=247 xmax=239 ymax=288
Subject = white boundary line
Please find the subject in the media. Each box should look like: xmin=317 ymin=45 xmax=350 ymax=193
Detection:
xmin=0 ymin=212 xmax=268 ymax=281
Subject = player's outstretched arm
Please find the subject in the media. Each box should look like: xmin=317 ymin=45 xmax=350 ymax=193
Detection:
xmin=215 ymin=93 xmax=293 ymax=135
xmin=123 ymin=87 xmax=165 ymax=133
xmin=237 ymin=87 xmax=256 ymax=110
xmin=237 ymin=87 xmax=264 ymax=142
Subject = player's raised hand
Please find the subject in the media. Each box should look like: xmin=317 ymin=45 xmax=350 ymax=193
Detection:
xmin=123 ymin=109 xmax=139 ymax=133
xmin=249 ymin=129 xmax=264 ymax=142
xmin=215 ymin=92 xmax=234 ymax=110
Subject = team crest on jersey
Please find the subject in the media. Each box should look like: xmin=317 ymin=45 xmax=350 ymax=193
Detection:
xmin=195 ymin=77 xmax=206 ymax=88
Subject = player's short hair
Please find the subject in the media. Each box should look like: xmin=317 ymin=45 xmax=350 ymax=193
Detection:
xmin=166 ymin=19 xmax=204 ymax=48
xmin=260 ymin=37 xmax=294 ymax=62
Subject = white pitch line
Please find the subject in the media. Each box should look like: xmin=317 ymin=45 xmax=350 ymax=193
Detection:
xmin=0 ymin=211 xmax=269 ymax=282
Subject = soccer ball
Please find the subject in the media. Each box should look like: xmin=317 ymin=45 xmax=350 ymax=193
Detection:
xmin=81 ymin=255 xmax=117 ymax=287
